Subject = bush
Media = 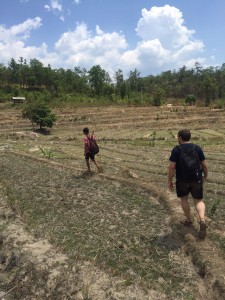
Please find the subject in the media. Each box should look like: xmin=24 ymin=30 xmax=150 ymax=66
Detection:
xmin=153 ymin=88 xmax=164 ymax=106
xmin=185 ymin=94 xmax=196 ymax=105
xmin=212 ymin=99 xmax=224 ymax=109
xmin=22 ymin=101 xmax=56 ymax=130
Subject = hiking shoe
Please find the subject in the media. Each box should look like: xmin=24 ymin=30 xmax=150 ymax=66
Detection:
xmin=180 ymin=219 xmax=192 ymax=226
xmin=199 ymin=221 xmax=207 ymax=239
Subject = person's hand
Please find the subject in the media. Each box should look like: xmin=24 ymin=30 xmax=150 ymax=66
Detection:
xmin=168 ymin=181 xmax=174 ymax=190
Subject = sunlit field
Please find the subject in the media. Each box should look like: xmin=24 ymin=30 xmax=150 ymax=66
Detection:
xmin=0 ymin=104 xmax=225 ymax=299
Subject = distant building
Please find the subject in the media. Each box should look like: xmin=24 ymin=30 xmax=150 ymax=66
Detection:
xmin=166 ymin=103 xmax=173 ymax=108
xmin=12 ymin=97 xmax=26 ymax=105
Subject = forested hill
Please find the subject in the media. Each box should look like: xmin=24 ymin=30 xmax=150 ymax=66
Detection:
xmin=1 ymin=58 xmax=225 ymax=107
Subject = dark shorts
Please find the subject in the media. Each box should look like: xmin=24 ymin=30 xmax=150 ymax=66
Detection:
xmin=85 ymin=152 xmax=94 ymax=160
xmin=176 ymin=181 xmax=203 ymax=199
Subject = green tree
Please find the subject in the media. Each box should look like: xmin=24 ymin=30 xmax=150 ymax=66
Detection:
xmin=153 ymin=87 xmax=164 ymax=106
xmin=128 ymin=68 xmax=141 ymax=92
xmin=0 ymin=64 xmax=7 ymax=86
xmin=214 ymin=64 xmax=225 ymax=101
xmin=88 ymin=65 xmax=107 ymax=96
xmin=43 ymin=64 xmax=54 ymax=91
xmin=22 ymin=101 xmax=56 ymax=130
xmin=29 ymin=59 xmax=44 ymax=87
xmin=73 ymin=67 xmax=89 ymax=93
xmin=200 ymin=72 xmax=217 ymax=106
xmin=8 ymin=58 xmax=19 ymax=84
xmin=185 ymin=94 xmax=196 ymax=105
xmin=115 ymin=69 xmax=126 ymax=99
xmin=19 ymin=59 xmax=31 ymax=88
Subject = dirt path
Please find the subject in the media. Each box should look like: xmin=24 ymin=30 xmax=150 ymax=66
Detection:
xmin=165 ymin=192 xmax=225 ymax=300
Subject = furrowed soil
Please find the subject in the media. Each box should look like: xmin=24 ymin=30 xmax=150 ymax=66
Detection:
xmin=0 ymin=104 xmax=225 ymax=299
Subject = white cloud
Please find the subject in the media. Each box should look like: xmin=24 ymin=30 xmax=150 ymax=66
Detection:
xmin=130 ymin=5 xmax=205 ymax=74
xmin=11 ymin=17 xmax=42 ymax=40
xmin=0 ymin=17 xmax=42 ymax=43
xmin=54 ymin=5 xmax=205 ymax=75
xmin=136 ymin=5 xmax=194 ymax=49
xmin=0 ymin=5 xmax=206 ymax=76
xmin=0 ymin=17 xmax=50 ymax=64
xmin=0 ymin=40 xmax=51 ymax=64
xmin=54 ymin=23 xmax=127 ymax=74
xmin=45 ymin=0 xmax=62 ymax=12
xmin=120 ymin=39 xmax=170 ymax=75
xmin=74 ymin=0 xmax=81 ymax=4
xmin=44 ymin=5 xmax=50 ymax=11
xmin=45 ymin=0 xmax=64 ymax=21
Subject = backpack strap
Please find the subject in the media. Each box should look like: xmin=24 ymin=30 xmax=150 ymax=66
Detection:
xmin=86 ymin=136 xmax=92 ymax=150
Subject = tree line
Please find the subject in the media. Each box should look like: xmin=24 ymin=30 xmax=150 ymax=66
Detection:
xmin=1 ymin=57 xmax=225 ymax=107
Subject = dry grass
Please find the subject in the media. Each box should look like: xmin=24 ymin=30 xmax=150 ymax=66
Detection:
xmin=1 ymin=104 xmax=225 ymax=299
xmin=0 ymin=153 xmax=200 ymax=299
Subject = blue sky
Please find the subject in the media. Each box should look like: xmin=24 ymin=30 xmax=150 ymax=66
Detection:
xmin=0 ymin=0 xmax=225 ymax=77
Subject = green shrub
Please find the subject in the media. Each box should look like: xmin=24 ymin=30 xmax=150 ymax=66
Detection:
xmin=212 ymin=99 xmax=224 ymax=109
xmin=185 ymin=94 xmax=196 ymax=105
xmin=22 ymin=101 xmax=56 ymax=130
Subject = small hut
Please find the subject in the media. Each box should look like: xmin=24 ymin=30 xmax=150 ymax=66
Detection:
xmin=12 ymin=97 xmax=26 ymax=105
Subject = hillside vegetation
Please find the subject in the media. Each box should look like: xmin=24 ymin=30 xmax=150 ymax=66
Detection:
xmin=1 ymin=59 xmax=225 ymax=108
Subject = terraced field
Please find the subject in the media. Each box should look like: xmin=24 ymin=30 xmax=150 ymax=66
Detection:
xmin=0 ymin=104 xmax=225 ymax=299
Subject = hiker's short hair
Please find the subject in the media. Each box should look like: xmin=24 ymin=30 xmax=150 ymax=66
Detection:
xmin=178 ymin=129 xmax=191 ymax=141
xmin=83 ymin=127 xmax=89 ymax=134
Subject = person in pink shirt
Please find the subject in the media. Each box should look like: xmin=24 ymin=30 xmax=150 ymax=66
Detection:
xmin=83 ymin=127 xmax=100 ymax=172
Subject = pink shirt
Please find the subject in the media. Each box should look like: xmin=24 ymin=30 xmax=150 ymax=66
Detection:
xmin=83 ymin=134 xmax=96 ymax=154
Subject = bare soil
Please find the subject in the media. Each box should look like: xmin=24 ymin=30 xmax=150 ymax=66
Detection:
xmin=0 ymin=104 xmax=225 ymax=299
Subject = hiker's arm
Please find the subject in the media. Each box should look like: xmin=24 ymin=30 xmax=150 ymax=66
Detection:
xmin=201 ymin=160 xmax=208 ymax=181
xmin=84 ymin=142 xmax=89 ymax=154
xmin=83 ymin=138 xmax=89 ymax=155
xmin=168 ymin=161 xmax=176 ymax=190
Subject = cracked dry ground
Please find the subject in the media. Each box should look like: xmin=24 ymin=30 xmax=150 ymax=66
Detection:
xmin=0 ymin=105 xmax=225 ymax=299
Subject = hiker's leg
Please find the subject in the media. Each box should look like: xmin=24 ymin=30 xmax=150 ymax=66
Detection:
xmin=194 ymin=199 xmax=205 ymax=222
xmin=90 ymin=152 xmax=100 ymax=172
xmin=176 ymin=181 xmax=191 ymax=221
xmin=86 ymin=159 xmax=91 ymax=171
xmin=194 ymin=198 xmax=207 ymax=239
xmin=91 ymin=159 xmax=99 ymax=171
xmin=84 ymin=153 xmax=91 ymax=171
xmin=190 ymin=182 xmax=205 ymax=221
xmin=180 ymin=196 xmax=191 ymax=221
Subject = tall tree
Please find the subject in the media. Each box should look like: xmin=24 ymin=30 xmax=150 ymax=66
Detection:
xmin=0 ymin=64 xmax=7 ymax=86
xmin=8 ymin=58 xmax=19 ymax=84
xmin=73 ymin=67 xmax=89 ymax=93
xmin=200 ymin=73 xmax=217 ymax=106
xmin=128 ymin=68 xmax=141 ymax=92
xmin=88 ymin=65 xmax=106 ymax=96
xmin=115 ymin=69 xmax=126 ymax=98
xmin=29 ymin=59 xmax=44 ymax=87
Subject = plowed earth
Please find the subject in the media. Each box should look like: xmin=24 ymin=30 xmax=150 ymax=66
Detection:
xmin=0 ymin=104 xmax=225 ymax=299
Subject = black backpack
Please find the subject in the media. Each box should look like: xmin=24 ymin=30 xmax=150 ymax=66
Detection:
xmin=88 ymin=136 xmax=99 ymax=155
xmin=177 ymin=144 xmax=202 ymax=182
